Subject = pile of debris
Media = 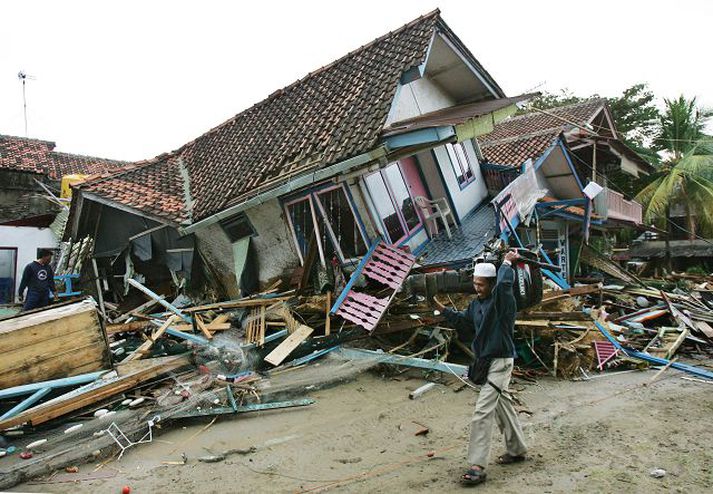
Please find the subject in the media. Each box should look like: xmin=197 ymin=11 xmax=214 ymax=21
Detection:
xmin=1 ymin=239 xmax=712 ymax=488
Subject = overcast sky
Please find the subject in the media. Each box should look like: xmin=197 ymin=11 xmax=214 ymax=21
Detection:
xmin=2 ymin=0 xmax=711 ymax=161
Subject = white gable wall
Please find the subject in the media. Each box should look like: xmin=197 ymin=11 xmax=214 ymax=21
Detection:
xmin=384 ymin=77 xmax=456 ymax=127
xmin=432 ymin=139 xmax=488 ymax=220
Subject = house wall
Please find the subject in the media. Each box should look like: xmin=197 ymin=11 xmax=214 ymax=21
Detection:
xmin=0 ymin=225 xmax=58 ymax=300
xmin=194 ymin=223 xmax=241 ymax=299
xmin=0 ymin=171 xmax=58 ymax=222
xmin=384 ymin=76 xmax=456 ymax=127
xmin=196 ymin=199 xmax=300 ymax=294
xmin=432 ymin=139 xmax=488 ymax=221
xmin=246 ymin=198 xmax=301 ymax=284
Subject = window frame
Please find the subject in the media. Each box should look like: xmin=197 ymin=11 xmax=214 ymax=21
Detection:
xmin=446 ymin=142 xmax=476 ymax=189
xmin=283 ymin=183 xmax=370 ymax=266
xmin=219 ymin=212 xmax=257 ymax=242
xmin=364 ymin=162 xmax=423 ymax=245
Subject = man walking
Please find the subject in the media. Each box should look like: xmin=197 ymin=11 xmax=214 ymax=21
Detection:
xmin=18 ymin=249 xmax=58 ymax=311
xmin=434 ymin=250 xmax=527 ymax=486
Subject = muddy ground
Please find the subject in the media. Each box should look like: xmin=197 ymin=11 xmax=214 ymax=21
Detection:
xmin=10 ymin=361 xmax=713 ymax=493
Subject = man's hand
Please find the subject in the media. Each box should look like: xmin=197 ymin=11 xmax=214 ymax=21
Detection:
xmin=432 ymin=296 xmax=447 ymax=311
xmin=504 ymin=250 xmax=521 ymax=264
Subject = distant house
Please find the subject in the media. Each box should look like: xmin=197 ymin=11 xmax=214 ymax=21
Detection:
xmin=67 ymin=10 xmax=538 ymax=299
xmin=476 ymin=99 xmax=654 ymax=284
xmin=0 ymin=134 xmax=125 ymax=303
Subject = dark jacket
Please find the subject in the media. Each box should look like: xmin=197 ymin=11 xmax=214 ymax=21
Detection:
xmin=443 ymin=263 xmax=517 ymax=359
xmin=18 ymin=261 xmax=56 ymax=296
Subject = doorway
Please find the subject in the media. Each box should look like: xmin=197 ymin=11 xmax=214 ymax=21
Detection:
xmin=0 ymin=247 xmax=18 ymax=304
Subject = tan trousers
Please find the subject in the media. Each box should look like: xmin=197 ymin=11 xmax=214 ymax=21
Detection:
xmin=467 ymin=358 xmax=527 ymax=467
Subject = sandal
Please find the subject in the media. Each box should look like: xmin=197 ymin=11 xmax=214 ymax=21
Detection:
xmin=496 ymin=453 xmax=526 ymax=465
xmin=461 ymin=467 xmax=487 ymax=485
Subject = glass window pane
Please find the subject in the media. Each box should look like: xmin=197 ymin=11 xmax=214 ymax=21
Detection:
xmin=454 ymin=144 xmax=473 ymax=181
xmin=383 ymin=164 xmax=419 ymax=231
xmin=317 ymin=187 xmax=367 ymax=259
xmin=365 ymin=173 xmax=404 ymax=243
xmin=287 ymin=198 xmax=315 ymax=258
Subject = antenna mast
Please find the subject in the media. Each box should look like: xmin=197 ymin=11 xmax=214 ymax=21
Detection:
xmin=17 ymin=71 xmax=30 ymax=137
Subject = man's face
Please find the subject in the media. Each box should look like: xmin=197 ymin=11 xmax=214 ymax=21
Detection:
xmin=473 ymin=277 xmax=493 ymax=299
xmin=40 ymin=254 xmax=52 ymax=265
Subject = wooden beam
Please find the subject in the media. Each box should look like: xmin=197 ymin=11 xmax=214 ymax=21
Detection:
xmin=195 ymin=314 xmax=214 ymax=340
xmin=264 ymin=325 xmax=314 ymax=366
xmin=0 ymin=355 xmax=190 ymax=430
xmin=123 ymin=315 xmax=179 ymax=362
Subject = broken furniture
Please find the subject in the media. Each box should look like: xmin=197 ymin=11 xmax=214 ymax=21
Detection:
xmin=414 ymin=196 xmax=453 ymax=239
xmin=331 ymin=239 xmax=416 ymax=331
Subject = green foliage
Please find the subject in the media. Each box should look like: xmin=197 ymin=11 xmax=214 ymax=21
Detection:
xmin=635 ymin=138 xmax=713 ymax=236
xmin=520 ymin=88 xmax=593 ymax=113
xmin=607 ymin=84 xmax=660 ymax=164
xmin=654 ymin=95 xmax=713 ymax=163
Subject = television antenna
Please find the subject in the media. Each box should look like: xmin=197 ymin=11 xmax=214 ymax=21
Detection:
xmin=17 ymin=71 xmax=36 ymax=137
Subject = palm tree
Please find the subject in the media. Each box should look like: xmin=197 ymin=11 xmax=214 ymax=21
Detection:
xmin=635 ymin=96 xmax=713 ymax=271
xmin=654 ymin=95 xmax=713 ymax=162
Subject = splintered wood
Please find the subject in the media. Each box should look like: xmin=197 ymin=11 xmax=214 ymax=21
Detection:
xmin=245 ymin=307 xmax=265 ymax=345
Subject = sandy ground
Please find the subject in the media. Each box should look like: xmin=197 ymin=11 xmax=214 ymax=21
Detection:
xmin=9 ymin=362 xmax=713 ymax=494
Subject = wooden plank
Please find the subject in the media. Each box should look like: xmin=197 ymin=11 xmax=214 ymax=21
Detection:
xmin=113 ymin=298 xmax=163 ymax=323
xmin=105 ymin=320 xmax=151 ymax=335
xmin=694 ymin=320 xmax=713 ymax=339
xmin=259 ymin=305 xmax=266 ymax=345
xmin=206 ymin=314 xmax=230 ymax=330
xmin=123 ymin=315 xmax=179 ymax=362
xmin=195 ymin=314 xmax=214 ymax=340
xmin=264 ymin=325 xmax=314 ymax=366
xmin=183 ymin=296 xmax=292 ymax=313
xmin=0 ymin=355 xmax=190 ymax=430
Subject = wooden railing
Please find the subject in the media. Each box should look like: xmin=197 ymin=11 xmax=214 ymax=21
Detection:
xmin=595 ymin=188 xmax=643 ymax=224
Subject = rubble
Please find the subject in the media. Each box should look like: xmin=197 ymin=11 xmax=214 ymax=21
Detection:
xmin=0 ymin=238 xmax=711 ymax=490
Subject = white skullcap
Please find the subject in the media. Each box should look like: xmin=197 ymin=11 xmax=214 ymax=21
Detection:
xmin=473 ymin=262 xmax=497 ymax=278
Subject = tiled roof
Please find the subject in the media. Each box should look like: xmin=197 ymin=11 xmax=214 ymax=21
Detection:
xmin=479 ymin=99 xmax=607 ymax=168
xmin=81 ymin=154 xmax=190 ymax=224
xmin=0 ymin=134 xmax=126 ymax=180
xmin=79 ymin=10 xmax=444 ymax=224
xmin=482 ymin=99 xmax=606 ymax=142
xmin=480 ymin=129 xmax=561 ymax=168
xmin=50 ymin=151 xmax=126 ymax=178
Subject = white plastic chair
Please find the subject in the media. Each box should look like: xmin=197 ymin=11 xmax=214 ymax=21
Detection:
xmin=414 ymin=196 xmax=453 ymax=239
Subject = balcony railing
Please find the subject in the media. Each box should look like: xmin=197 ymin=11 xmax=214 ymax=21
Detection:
xmin=594 ymin=187 xmax=643 ymax=224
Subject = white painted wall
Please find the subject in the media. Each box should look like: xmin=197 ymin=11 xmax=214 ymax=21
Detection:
xmin=432 ymin=139 xmax=488 ymax=220
xmin=245 ymin=198 xmax=301 ymax=284
xmin=0 ymin=225 xmax=58 ymax=300
xmin=384 ymin=77 xmax=456 ymax=127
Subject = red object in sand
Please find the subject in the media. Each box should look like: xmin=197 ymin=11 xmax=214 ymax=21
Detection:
xmin=122 ymin=486 xmax=131 ymax=494
xmin=19 ymin=451 xmax=33 ymax=459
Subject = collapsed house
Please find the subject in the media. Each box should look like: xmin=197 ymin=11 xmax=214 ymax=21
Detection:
xmin=477 ymin=99 xmax=655 ymax=286
xmin=1 ymin=11 xmax=712 ymax=488
xmin=0 ymin=135 xmax=125 ymax=305
xmin=65 ymin=10 xmax=537 ymax=303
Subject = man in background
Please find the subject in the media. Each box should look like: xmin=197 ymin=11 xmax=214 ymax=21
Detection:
xmin=18 ymin=249 xmax=58 ymax=311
